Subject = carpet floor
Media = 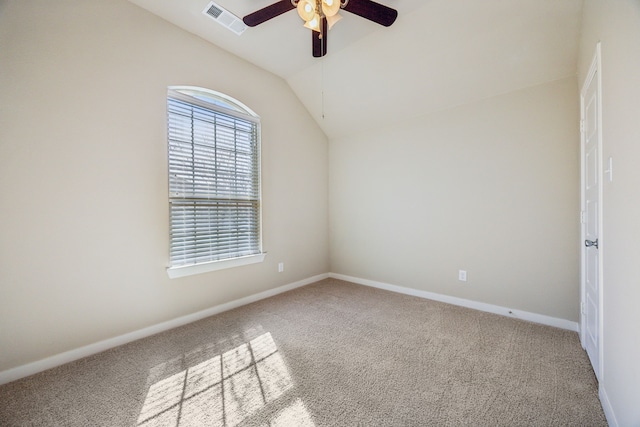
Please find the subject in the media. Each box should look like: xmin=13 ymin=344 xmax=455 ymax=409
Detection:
xmin=0 ymin=278 xmax=607 ymax=426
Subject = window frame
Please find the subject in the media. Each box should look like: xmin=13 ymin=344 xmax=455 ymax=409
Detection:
xmin=166 ymin=86 xmax=265 ymax=279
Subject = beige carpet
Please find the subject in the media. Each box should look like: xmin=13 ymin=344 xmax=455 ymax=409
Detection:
xmin=0 ymin=278 xmax=607 ymax=426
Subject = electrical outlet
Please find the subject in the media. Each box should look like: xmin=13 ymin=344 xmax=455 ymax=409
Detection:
xmin=458 ymin=270 xmax=467 ymax=282
xmin=278 ymin=262 xmax=284 ymax=273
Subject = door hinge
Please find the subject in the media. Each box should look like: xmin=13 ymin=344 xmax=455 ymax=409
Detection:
xmin=580 ymin=120 xmax=585 ymax=133
xmin=580 ymin=211 xmax=586 ymax=224
xmin=581 ymin=302 xmax=586 ymax=315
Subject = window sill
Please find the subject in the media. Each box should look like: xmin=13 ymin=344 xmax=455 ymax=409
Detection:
xmin=167 ymin=253 xmax=266 ymax=279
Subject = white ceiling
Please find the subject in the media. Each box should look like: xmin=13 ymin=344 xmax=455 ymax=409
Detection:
xmin=128 ymin=0 xmax=583 ymax=139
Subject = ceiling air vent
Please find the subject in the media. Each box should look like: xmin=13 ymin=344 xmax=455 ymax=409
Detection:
xmin=203 ymin=1 xmax=247 ymax=35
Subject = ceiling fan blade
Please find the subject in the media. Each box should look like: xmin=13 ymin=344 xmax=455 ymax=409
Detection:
xmin=342 ymin=0 xmax=398 ymax=27
xmin=312 ymin=17 xmax=328 ymax=57
xmin=243 ymin=1 xmax=295 ymax=27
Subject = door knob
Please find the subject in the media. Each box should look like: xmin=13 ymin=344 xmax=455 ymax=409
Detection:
xmin=585 ymin=239 xmax=599 ymax=249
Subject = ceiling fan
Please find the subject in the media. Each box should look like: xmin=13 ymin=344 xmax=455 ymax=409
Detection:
xmin=242 ymin=0 xmax=398 ymax=57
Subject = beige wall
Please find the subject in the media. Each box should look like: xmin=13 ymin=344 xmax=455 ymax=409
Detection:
xmin=330 ymin=77 xmax=580 ymax=321
xmin=578 ymin=1 xmax=640 ymax=425
xmin=0 ymin=0 xmax=329 ymax=372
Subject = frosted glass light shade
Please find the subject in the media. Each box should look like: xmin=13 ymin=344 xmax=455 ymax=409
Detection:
xmin=303 ymin=13 xmax=321 ymax=31
xmin=297 ymin=0 xmax=316 ymax=22
xmin=322 ymin=0 xmax=340 ymax=17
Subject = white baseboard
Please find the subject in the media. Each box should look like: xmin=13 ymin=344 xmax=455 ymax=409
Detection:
xmin=0 ymin=273 xmax=329 ymax=386
xmin=599 ymin=383 xmax=619 ymax=427
xmin=329 ymin=273 xmax=579 ymax=332
xmin=0 ymin=271 xmax=580 ymax=386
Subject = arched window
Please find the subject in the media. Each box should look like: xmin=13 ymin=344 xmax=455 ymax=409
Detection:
xmin=166 ymin=87 xmax=264 ymax=277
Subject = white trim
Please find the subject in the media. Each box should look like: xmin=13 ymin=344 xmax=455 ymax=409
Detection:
xmin=595 ymin=41 xmax=605 ymax=383
xmin=168 ymin=86 xmax=259 ymax=120
xmin=599 ymin=384 xmax=619 ymax=427
xmin=329 ymin=273 xmax=579 ymax=332
xmin=167 ymin=253 xmax=266 ymax=279
xmin=0 ymin=273 xmax=329 ymax=386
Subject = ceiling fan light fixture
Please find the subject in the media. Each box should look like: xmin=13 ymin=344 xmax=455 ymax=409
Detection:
xmin=297 ymin=0 xmax=316 ymax=22
xmin=303 ymin=13 xmax=321 ymax=31
xmin=322 ymin=0 xmax=340 ymax=17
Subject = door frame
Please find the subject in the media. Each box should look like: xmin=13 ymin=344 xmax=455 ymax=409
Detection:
xmin=580 ymin=42 xmax=604 ymax=381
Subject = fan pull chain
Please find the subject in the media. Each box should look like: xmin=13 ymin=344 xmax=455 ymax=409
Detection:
xmin=321 ymin=52 xmax=325 ymax=120
xmin=321 ymin=15 xmax=326 ymax=120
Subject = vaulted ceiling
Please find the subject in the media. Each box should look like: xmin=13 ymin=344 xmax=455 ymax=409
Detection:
xmin=128 ymin=0 xmax=584 ymax=139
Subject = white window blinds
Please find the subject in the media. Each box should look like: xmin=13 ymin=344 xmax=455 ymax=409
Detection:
xmin=167 ymin=89 xmax=261 ymax=268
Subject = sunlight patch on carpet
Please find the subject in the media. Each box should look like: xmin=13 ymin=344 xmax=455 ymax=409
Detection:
xmin=137 ymin=332 xmax=312 ymax=427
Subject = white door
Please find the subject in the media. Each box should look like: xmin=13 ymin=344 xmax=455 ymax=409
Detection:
xmin=580 ymin=43 xmax=602 ymax=381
